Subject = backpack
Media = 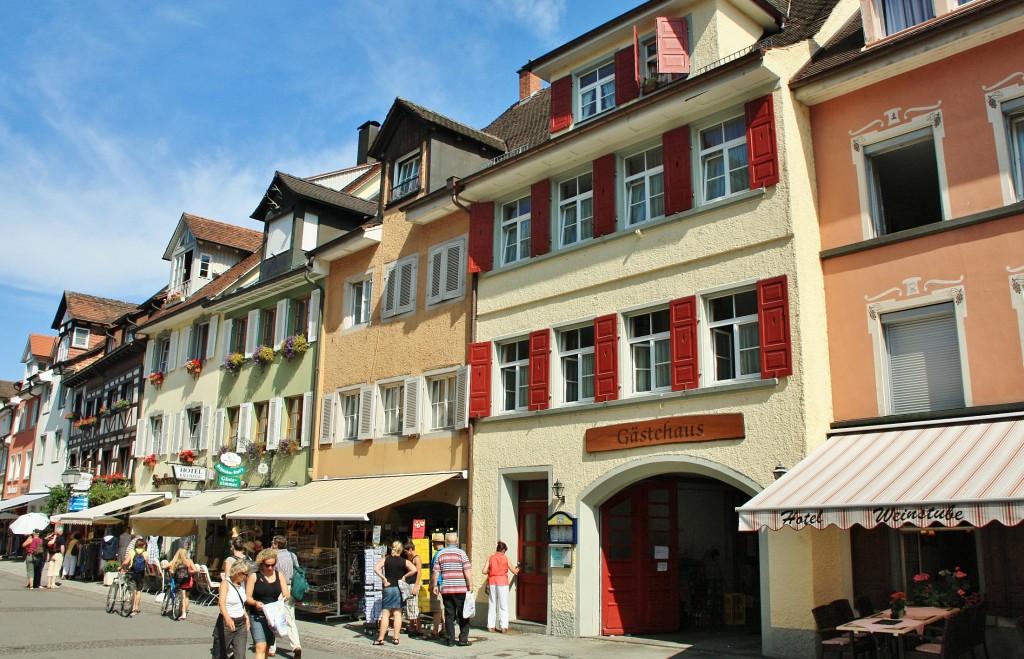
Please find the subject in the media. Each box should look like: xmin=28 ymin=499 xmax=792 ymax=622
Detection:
xmin=174 ymin=563 xmax=191 ymax=582
xmin=131 ymin=550 xmax=146 ymax=574
xmin=32 ymin=539 xmax=44 ymax=557
xmin=289 ymin=552 xmax=309 ymax=602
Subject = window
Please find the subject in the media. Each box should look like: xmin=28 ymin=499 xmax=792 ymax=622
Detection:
xmin=265 ymin=213 xmax=294 ymax=259
xmin=153 ymin=337 xmax=170 ymax=373
xmin=380 ymin=383 xmax=405 ymax=435
xmin=382 ymin=256 xmax=417 ymax=318
xmin=57 ymin=335 xmax=69 ymax=362
xmin=231 ymin=319 xmax=248 ymax=354
xmin=150 ymin=417 xmax=163 ymax=455
xmin=879 ymin=0 xmax=935 ymax=36
xmin=882 ymin=303 xmax=964 ymax=414
xmin=707 ymin=289 xmax=760 ymax=382
xmin=393 ymin=152 xmax=421 ymax=200
xmin=427 ymin=373 xmax=457 ymax=430
xmin=72 ymin=327 xmax=90 ymax=349
xmin=624 ymin=146 xmax=665 ymax=225
xmin=226 ymin=407 xmax=239 ymax=447
xmin=191 ymin=322 xmax=210 ymax=361
xmin=186 ymin=408 xmax=201 ymax=450
xmin=501 ymin=197 xmax=531 ymax=265
xmin=340 ymin=391 xmax=360 ymax=440
xmin=700 ymin=117 xmax=749 ymax=202
xmin=254 ymin=402 xmax=269 ymax=445
xmin=1004 ymin=97 xmax=1024 ymax=202
xmin=427 ymin=238 xmax=466 ymax=305
xmin=346 ymin=276 xmax=373 ymax=329
xmin=899 ymin=528 xmax=977 ymax=597
xmin=559 ymin=173 xmax=594 ymax=247
xmin=628 ymin=309 xmax=671 ymax=393
xmin=865 ymin=128 xmax=942 ymax=235
xmin=290 ymin=297 xmax=309 ymax=337
xmin=53 ymin=429 xmax=62 ymax=463
xmin=499 ymin=339 xmax=530 ymax=412
xmin=259 ymin=308 xmax=276 ymax=346
xmin=37 ymin=436 xmax=45 ymax=465
xmin=283 ymin=395 xmax=304 ymax=442
xmin=198 ymin=254 xmax=211 ymax=279
xmin=560 ymin=326 xmax=595 ymax=403
xmin=578 ymin=61 xmax=615 ymax=120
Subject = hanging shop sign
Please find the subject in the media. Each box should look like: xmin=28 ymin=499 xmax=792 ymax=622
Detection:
xmin=172 ymin=465 xmax=210 ymax=482
xmin=68 ymin=494 xmax=89 ymax=512
xmin=214 ymin=463 xmax=247 ymax=477
xmin=179 ymin=489 xmax=202 ymax=498
xmin=217 ymin=475 xmax=242 ymax=489
xmin=219 ymin=452 xmax=242 ymax=468
xmin=412 ymin=519 xmax=426 ymax=539
xmin=547 ymin=512 xmax=577 ymax=545
xmin=256 ymin=462 xmax=269 ymax=476
xmin=584 ymin=413 xmax=745 ymax=453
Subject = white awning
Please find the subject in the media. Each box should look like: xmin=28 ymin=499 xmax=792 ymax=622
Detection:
xmin=738 ymin=417 xmax=1024 ymax=531
xmin=131 ymin=488 xmax=292 ymax=536
xmin=224 ymin=472 xmax=463 ymax=521
xmin=55 ymin=492 xmax=170 ymax=526
xmin=0 ymin=492 xmax=48 ymax=512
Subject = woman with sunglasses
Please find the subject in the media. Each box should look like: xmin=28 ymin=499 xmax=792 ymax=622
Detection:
xmin=245 ymin=548 xmax=290 ymax=659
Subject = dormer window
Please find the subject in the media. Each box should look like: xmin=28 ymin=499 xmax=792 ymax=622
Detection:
xmin=71 ymin=327 xmax=90 ymax=349
xmin=265 ymin=213 xmax=294 ymax=259
xmin=198 ymin=254 xmax=211 ymax=279
xmin=878 ymin=0 xmax=935 ymax=35
xmin=393 ymin=151 xmax=421 ymax=200
xmin=578 ymin=62 xmax=615 ymax=120
xmin=170 ymin=248 xmax=194 ymax=299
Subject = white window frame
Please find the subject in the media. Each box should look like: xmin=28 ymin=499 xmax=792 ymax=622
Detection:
xmin=382 ymin=256 xmax=417 ymax=318
xmin=500 ymin=196 xmax=531 ymax=266
xmin=852 ymin=112 xmax=950 ymax=240
xmin=72 ymin=327 xmax=90 ymax=349
xmin=860 ymin=0 xmax=966 ymax=42
xmin=623 ymin=145 xmax=665 ymax=226
xmin=338 ymin=388 xmax=361 ymax=441
xmin=190 ymin=322 xmax=211 ymax=361
xmin=577 ymin=60 xmax=615 ymax=121
xmin=198 ymin=254 xmax=212 ymax=279
xmin=426 ymin=237 xmax=467 ymax=306
xmin=393 ymin=151 xmax=421 ymax=200
xmin=426 ymin=370 xmax=458 ymax=431
xmin=698 ymin=115 xmax=748 ymax=204
xmin=344 ymin=272 xmax=373 ymax=330
xmin=378 ymin=380 xmax=405 ymax=435
xmin=558 ymin=171 xmax=594 ymax=248
xmin=186 ymin=407 xmax=201 ymax=450
xmin=558 ymin=324 xmax=595 ymax=405
xmin=154 ymin=337 xmax=170 ymax=373
xmin=150 ymin=416 xmax=163 ymax=456
xmin=498 ymin=338 xmax=530 ymax=413
xmin=627 ymin=308 xmax=672 ymax=394
xmin=866 ymin=288 xmax=972 ymax=415
xmin=703 ymin=288 xmax=760 ymax=384
xmin=986 ymin=84 xmax=1024 ymax=206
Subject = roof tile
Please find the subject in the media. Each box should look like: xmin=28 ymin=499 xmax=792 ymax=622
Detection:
xmin=64 ymin=292 xmax=139 ymax=325
xmin=184 ymin=213 xmax=264 ymax=253
xmin=28 ymin=334 xmax=56 ymax=360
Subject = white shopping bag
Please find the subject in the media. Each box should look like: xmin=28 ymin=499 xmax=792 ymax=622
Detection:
xmin=462 ymin=596 xmax=476 ymax=619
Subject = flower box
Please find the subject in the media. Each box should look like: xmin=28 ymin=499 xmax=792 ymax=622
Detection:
xmin=223 ymin=352 xmax=246 ymax=375
xmin=280 ymin=335 xmax=309 ymax=361
xmin=149 ymin=372 xmax=165 ymax=387
xmin=184 ymin=358 xmax=203 ymax=377
xmin=252 ymin=345 xmax=275 ymax=367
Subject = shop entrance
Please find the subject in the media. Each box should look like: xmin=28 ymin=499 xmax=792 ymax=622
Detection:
xmin=517 ymin=481 xmax=548 ymax=622
xmin=600 ymin=475 xmax=760 ymax=642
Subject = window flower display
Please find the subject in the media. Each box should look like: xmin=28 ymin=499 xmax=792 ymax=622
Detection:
xmin=280 ymin=335 xmax=309 ymax=361
xmin=252 ymin=345 xmax=275 ymax=367
xmin=223 ymin=352 xmax=245 ymax=374
xmin=184 ymin=358 xmax=203 ymax=377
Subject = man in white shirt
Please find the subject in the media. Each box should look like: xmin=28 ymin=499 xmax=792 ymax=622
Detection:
xmin=270 ymin=535 xmax=301 ymax=659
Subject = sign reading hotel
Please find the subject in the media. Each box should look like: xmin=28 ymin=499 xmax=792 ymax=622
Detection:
xmin=172 ymin=465 xmax=210 ymax=482
xmin=585 ymin=413 xmax=745 ymax=453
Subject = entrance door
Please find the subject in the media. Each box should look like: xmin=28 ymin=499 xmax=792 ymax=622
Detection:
xmin=601 ymin=480 xmax=678 ymax=635
xmin=517 ymin=485 xmax=548 ymax=622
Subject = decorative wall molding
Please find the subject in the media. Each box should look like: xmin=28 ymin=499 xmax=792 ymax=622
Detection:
xmin=1008 ymin=265 xmax=1024 ymax=367
xmin=849 ymin=101 xmax=943 ymax=138
xmin=982 ymin=72 xmax=1024 ymax=93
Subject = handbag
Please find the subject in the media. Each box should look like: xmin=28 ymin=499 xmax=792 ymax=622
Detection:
xmin=289 ymin=551 xmax=309 ymax=602
xmin=398 ymin=578 xmax=412 ymax=602
xmin=462 ymin=596 xmax=476 ymax=619
xmin=263 ymin=599 xmax=290 ymax=637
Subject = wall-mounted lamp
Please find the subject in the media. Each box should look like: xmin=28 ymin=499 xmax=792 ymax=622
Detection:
xmin=552 ymin=480 xmax=565 ymax=503
xmin=772 ymin=464 xmax=788 ymax=480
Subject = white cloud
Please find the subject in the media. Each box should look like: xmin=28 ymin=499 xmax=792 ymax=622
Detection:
xmin=493 ymin=0 xmax=567 ymax=44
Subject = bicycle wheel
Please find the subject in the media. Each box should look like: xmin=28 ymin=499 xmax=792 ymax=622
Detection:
xmin=120 ymin=578 xmax=136 ymax=617
xmin=171 ymin=589 xmax=183 ymax=620
xmin=106 ymin=578 xmax=120 ymax=613
xmin=160 ymin=587 xmax=173 ymax=617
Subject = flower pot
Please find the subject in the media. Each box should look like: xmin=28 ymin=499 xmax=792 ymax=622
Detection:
xmin=103 ymin=572 xmax=117 ymax=586
xmin=891 ymin=607 xmax=905 ymax=619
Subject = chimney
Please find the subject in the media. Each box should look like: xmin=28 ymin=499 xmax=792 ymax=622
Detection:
xmin=356 ymin=120 xmax=380 ymax=166
xmin=518 ymin=68 xmax=542 ymax=100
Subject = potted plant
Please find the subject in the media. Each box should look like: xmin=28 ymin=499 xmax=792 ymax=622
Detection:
xmin=641 ymin=77 xmax=659 ymax=94
xmin=103 ymin=560 xmax=121 ymax=586
xmin=889 ymin=591 xmax=906 ymax=619
xmin=251 ymin=345 xmax=275 ymax=367
xmin=275 ymin=437 xmax=301 ymax=457
xmin=142 ymin=453 xmax=158 ymax=468
xmin=74 ymin=416 xmax=99 ymax=431
xmin=184 ymin=358 xmax=203 ymax=377
xmin=280 ymin=335 xmax=309 ymax=361
xmin=63 ymin=411 xmax=80 ymax=422
xmin=149 ymin=371 xmax=165 ymax=387
xmin=223 ymin=352 xmax=246 ymax=375
xmin=112 ymin=399 xmax=132 ymax=411
xmin=98 ymin=407 xmax=110 ymax=417
xmin=178 ymin=449 xmax=197 ymax=465
xmin=912 ymin=567 xmax=979 ymax=607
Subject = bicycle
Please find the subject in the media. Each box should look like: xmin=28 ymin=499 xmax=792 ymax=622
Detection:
xmin=106 ymin=570 xmax=136 ymax=617
xmin=160 ymin=574 xmax=184 ymax=621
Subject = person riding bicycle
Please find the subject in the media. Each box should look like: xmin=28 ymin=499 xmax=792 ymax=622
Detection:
xmin=166 ymin=547 xmax=197 ymax=620
xmin=120 ymin=538 xmax=148 ymax=617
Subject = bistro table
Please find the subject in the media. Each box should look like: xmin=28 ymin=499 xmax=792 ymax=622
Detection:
xmin=836 ymin=607 xmax=957 ymax=659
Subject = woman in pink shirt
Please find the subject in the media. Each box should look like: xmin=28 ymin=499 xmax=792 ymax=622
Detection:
xmin=483 ymin=541 xmax=519 ymax=633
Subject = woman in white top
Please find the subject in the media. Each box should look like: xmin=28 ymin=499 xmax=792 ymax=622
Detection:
xmin=216 ymin=561 xmax=251 ymax=658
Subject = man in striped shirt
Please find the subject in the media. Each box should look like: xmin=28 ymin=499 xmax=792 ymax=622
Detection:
xmin=430 ymin=532 xmax=474 ymax=647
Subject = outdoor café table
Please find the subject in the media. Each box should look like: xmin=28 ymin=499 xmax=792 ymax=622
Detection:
xmin=837 ymin=607 xmax=957 ymax=659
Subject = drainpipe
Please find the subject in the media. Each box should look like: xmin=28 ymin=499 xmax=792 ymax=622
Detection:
xmin=303 ymin=259 xmax=325 ymax=486
xmin=448 ymin=176 xmax=476 ymax=553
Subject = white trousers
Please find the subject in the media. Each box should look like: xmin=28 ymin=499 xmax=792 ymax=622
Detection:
xmin=282 ymin=598 xmax=301 ymax=649
xmin=487 ymin=584 xmax=509 ymax=629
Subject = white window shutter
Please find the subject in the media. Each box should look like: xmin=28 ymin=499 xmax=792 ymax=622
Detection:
xmin=357 ymin=385 xmax=376 ymax=440
xmin=238 ymin=403 xmax=253 ymax=452
xmin=173 ymin=411 xmax=185 ymax=455
xmin=222 ymin=319 xmax=234 ymax=357
xmin=267 ymin=397 xmax=282 ymax=450
xmin=301 ymin=391 xmax=313 ymax=447
xmin=245 ymin=310 xmax=260 ymax=353
xmin=382 ymin=265 xmax=396 ymax=317
xmin=167 ymin=331 xmax=179 ymax=372
xmin=403 ymin=377 xmax=420 ymax=435
xmin=181 ymin=326 xmax=192 ymax=363
xmin=446 ymin=241 xmax=464 ymax=298
xmin=161 ymin=413 xmax=172 ymax=457
xmin=134 ymin=420 xmax=146 ymax=458
xmin=319 ymin=393 xmax=334 ymax=446
xmin=275 ymin=299 xmax=289 ymax=347
xmin=214 ymin=408 xmax=226 ymax=451
xmin=199 ymin=404 xmax=211 ymax=450
xmin=455 ymin=366 xmax=469 ymax=430
xmin=427 ymin=247 xmax=443 ymax=305
xmin=143 ymin=341 xmax=154 ymax=378
xmin=307 ymin=289 xmax=320 ymax=342
xmin=207 ymin=316 xmax=219 ymax=360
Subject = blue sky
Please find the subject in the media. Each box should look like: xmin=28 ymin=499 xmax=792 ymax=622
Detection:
xmin=0 ymin=0 xmax=637 ymax=381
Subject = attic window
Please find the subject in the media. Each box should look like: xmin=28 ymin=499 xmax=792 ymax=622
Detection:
xmin=72 ymin=328 xmax=90 ymax=349
xmin=393 ymin=152 xmax=421 ymax=200
xmin=199 ymin=254 xmax=211 ymax=279
xmin=265 ymin=213 xmax=294 ymax=259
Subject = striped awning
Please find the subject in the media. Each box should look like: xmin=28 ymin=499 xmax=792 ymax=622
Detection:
xmin=738 ymin=417 xmax=1024 ymax=531
xmin=55 ymin=492 xmax=169 ymax=526
xmin=0 ymin=492 xmax=48 ymax=512
xmin=130 ymin=487 xmax=292 ymax=537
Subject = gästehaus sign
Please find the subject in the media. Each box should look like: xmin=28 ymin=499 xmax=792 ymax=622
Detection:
xmin=585 ymin=413 xmax=745 ymax=453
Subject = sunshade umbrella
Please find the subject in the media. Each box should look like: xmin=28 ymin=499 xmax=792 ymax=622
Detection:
xmin=9 ymin=512 xmax=49 ymax=535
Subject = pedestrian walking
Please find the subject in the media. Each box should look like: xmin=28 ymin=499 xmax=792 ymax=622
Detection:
xmin=222 ymin=536 xmax=254 ymax=580
xmin=44 ymin=528 xmax=64 ymax=589
xmin=21 ymin=530 xmax=43 ymax=589
xmin=372 ymin=540 xmax=417 ymax=646
xmin=426 ymin=532 xmax=445 ymax=639
xmin=484 ymin=541 xmax=519 ymax=633
xmin=121 ymin=538 xmax=148 ymax=616
xmin=215 ymin=560 xmax=251 ymax=659
xmin=167 ymin=547 xmax=197 ymax=620
xmin=245 ymin=548 xmax=290 ymax=659
xmin=269 ymin=535 xmax=301 ymax=659
xmin=402 ymin=541 xmax=423 ymax=637
xmin=430 ymin=532 xmax=474 ymax=647
xmin=63 ymin=532 xmax=81 ymax=579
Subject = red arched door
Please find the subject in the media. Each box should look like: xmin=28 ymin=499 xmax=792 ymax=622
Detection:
xmin=517 ymin=482 xmax=549 ymax=622
xmin=601 ymin=480 xmax=678 ymax=635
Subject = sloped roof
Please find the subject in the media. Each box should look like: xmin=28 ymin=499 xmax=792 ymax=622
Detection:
xmin=368 ymin=97 xmax=507 ymax=161
xmin=251 ymin=171 xmax=378 ymax=221
xmin=483 ymin=87 xmax=552 ymax=154
xmin=763 ymin=0 xmax=841 ymax=48
xmin=0 ymin=380 xmax=18 ymax=400
xmin=62 ymin=292 xmax=138 ymax=326
xmin=139 ymin=251 xmax=261 ymax=328
xmin=162 ymin=213 xmax=263 ymax=261
xmin=28 ymin=334 xmax=56 ymax=361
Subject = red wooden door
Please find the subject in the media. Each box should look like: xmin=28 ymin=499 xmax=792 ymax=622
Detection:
xmin=517 ymin=499 xmax=549 ymax=622
xmin=601 ymin=481 xmax=679 ymax=635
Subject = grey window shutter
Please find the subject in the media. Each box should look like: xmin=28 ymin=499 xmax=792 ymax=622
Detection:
xmin=403 ymin=377 xmax=420 ymax=436
xmin=319 ymin=393 xmax=335 ymax=445
xmin=455 ymin=366 xmax=469 ymax=430
xmin=884 ymin=304 xmax=964 ymax=414
xmin=357 ymin=385 xmax=376 ymax=440
xmin=301 ymin=391 xmax=313 ymax=447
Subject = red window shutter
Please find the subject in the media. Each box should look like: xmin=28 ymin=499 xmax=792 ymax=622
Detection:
xmin=656 ymin=17 xmax=690 ymax=75
xmin=528 ymin=329 xmax=550 ymax=411
xmin=614 ymin=46 xmax=639 ymax=105
xmin=593 ymin=314 xmax=619 ymax=402
xmin=592 ymin=153 xmax=617 ymax=238
xmin=550 ymin=75 xmax=573 ymax=133
xmin=468 ymin=341 xmax=492 ymax=419
xmin=745 ymin=95 xmax=780 ymax=189
xmin=468 ymin=202 xmax=494 ymax=273
xmin=758 ymin=275 xmax=792 ymax=379
xmin=662 ymin=125 xmax=692 ymax=215
xmin=670 ymin=295 xmax=698 ymax=391
xmin=530 ymin=179 xmax=551 ymax=258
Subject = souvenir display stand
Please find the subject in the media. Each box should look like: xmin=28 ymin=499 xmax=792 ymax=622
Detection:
xmin=295 ymin=545 xmax=338 ymax=615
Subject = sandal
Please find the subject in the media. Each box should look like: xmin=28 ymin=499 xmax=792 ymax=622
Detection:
xmin=372 ymin=639 xmax=384 ymax=646
xmin=391 ymin=639 xmax=400 ymax=645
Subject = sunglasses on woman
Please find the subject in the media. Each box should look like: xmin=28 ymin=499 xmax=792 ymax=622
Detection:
xmin=263 ymin=561 xmax=276 ymax=567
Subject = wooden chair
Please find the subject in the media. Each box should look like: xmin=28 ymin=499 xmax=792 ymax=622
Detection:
xmin=813 ymin=603 xmax=877 ymax=659
xmin=855 ymin=595 xmax=875 ymax=619
xmin=1015 ymin=614 xmax=1024 ymax=649
xmin=908 ymin=611 xmax=971 ymax=658
xmin=964 ymin=601 xmax=989 ymax=659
